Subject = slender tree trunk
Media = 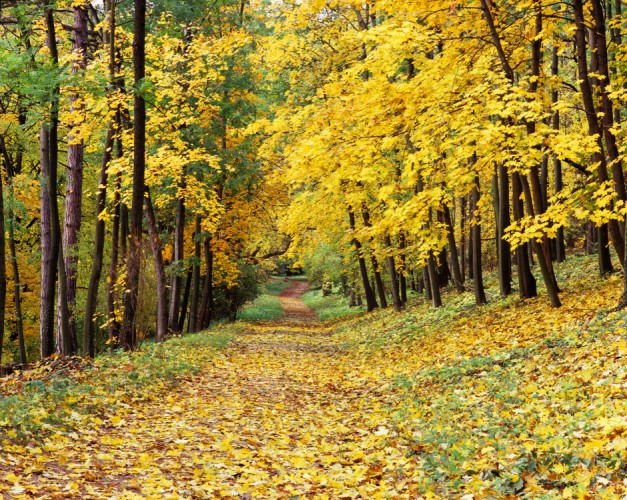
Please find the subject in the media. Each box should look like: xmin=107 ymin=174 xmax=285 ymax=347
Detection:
xmin=443 ymin=206 xmax=464 ymax=293
xmin=39 ymin=125 xmax=54 ymax=358
xmin=384 ymin=236 xmax=402 ymax=311
xmin=470 ymin=177 xmax=487 ymax=305
xmin=552 ymin=45 xmax=566 ymax=262
xmin=188 ymin=216 xmax=201 ymax=332
xmin=178 ymin=269 xmax=192 ymax=331
xmin=41 ymin=4 xmax=69 ymax=358
xmin=460 ymin=196 xmax=467 ymax=282
xmin=512 ymin=173 xmax=537 ymax=298
xmin=198 ymin=237 xmax=213 ymax=330
xmin=0 ymin=164 xmax=6 ymax=364
xmin=83 ymin=126 xmax=114 ymax=357
xmin=57 ymin=0 xmax=89 ymax=355
xmin=121 ymin=0 xmax=146 ymax=350
xmin=167 ymin=175 xmax=185 ymax=333
xmin=497 ymin=165 xmax=512 ymax=296
xmin=144 ymin=189 xmax=167 ymax=341
xmin=427 ymin=253 xmax=442 ymax=307
xmin=399 ymin=234 xmax=408 ymax=303
xmin=348 ymin=210 xmax=378 ymax=311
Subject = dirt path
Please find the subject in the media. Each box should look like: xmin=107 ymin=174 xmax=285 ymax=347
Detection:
xmin=0 ymin=282 xmax=414 ymax=499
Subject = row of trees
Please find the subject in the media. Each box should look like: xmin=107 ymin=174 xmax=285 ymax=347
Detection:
xmin=0 ymin=0 xmax=286 ymax=364
xmin=258 ymin=0 xmax=627 ymax=312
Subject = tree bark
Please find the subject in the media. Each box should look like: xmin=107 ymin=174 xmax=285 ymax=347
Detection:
xmin=384 ymin=236 xmax=402 ymax=311
xmin=188 ymin=215 xmax=202 ymax=332
xmin=470 ymin=177 xmax=487 ymax=305
xmin=348 ymin=209 xmax=378 ymax=311
xmin=121 ymin=0 xmax=146 ymax=350
xmin=442 ymin=205 xmax=464 ymax=293
xmin=57 ymin=0 xmax=89 ymax=355
xmin=167 ymin=175 xmax=185 ymax=333
xmin=83 ymin=125 xmax=114 ymax=357
xmin=144 ymin=189 xmax=168 ymax=342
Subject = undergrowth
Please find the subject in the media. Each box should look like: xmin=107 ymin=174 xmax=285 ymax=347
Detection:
xmin=333 ymin=253 xmax=627 ymax=497
xmin=302 ymin=289 xmax=365 ymax=320
xmin=0 ymin=327 xmax=236 ymax=443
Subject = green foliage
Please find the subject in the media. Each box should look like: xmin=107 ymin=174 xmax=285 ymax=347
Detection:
xmin=237 ymin=277 xmax=289 ymax=321
xmin=301 ymin=289 xmax=364 ymax=321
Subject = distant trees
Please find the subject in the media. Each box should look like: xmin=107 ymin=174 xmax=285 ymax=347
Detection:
xmin=259 ymin=0 xmax=627 ymax=311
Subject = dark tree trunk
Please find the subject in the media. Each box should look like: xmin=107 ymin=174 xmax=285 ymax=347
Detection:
xmin=0 ymin=159 xmax=6 ymax=364
xmin=41 ymin=4 xmax=68 ymax=358
xmin=497 ymin=165 xmax=512 ymax=296
xmin=361 ymin=206 xmax=387 ymax=307
xmin=121 ymin=0 xmax=146 ymax=350
xmin=188 ymin=216 xmax=202 ymax=332
xmin=460 ymin=196 xmax=467 ymax=282
xmin=552 ymin=46 xmax=566 ymax=262
xmin=0 ymin=136 xmax=26 ymax=364
xmin=384 ymin=236 xmax=402 ymax=311
xmin=442 ymin=206 xmax=464 ymax=293
xmin=178 ymin=269 xmax=193 ymax=332
xmin=427 ymin=253 xmax=442 ymax=307
xmin=399 ymin=234 xmax=408 ymax=303
xmin=39 ymin=125 xmax=54 ymax=358
xmin=348 ymin=210 xmax=378 ymax=311
xmin=599 ymin=225 xmax=614 ymax=274
xmin=470 ymin=178 xmax=487 ymax=305
xmin=58 ymin=0 xmax=89 ymax=355
xmin=144 ymin=189 xmax=168 ymax=341
xmin=168 ymin=176 xmax=185 ymax=333
xmin=512 ymin=173 xmax=537 ymax=299
xmin=83 ymin=125 xmax=114 ymax=357
xmin=198 ymin=238 xmax=214 ymax=330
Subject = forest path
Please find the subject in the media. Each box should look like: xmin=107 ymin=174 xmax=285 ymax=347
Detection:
xmin=1 ymin=281 xmax=414 ymax=499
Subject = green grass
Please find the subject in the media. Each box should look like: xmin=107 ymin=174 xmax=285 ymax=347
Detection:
xmin=301 ymin=289 xmax=365 ymax=320
xmin=237 ymin=278 xmax=290 ymax=321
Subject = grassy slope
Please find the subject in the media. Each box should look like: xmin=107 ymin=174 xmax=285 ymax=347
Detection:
xmin=331 ymin=254 xmax=627 ymax=497
xmin=301 ymin=289 xmax=365 ymax=320
xmin=237 ymin=278 xmax=291 ymax=321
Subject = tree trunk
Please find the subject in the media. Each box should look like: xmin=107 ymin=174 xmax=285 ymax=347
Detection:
xmin=57 ymin=0 xmax=89 ymax=355
xmin=188 ymin=216 xmax=202 ymax=332
xmin=470 ymin=178 xmax=487 ymax=305
xmin=83 ymin=125 xmax=114 ymax=357
xmin=167 ymin=176 xmax=185 ymax=333
xmin=427 ymin=253 xmax=442 ymax=307
xmin=512 ymin=173 xmax=537 ymax=299
xmin=144 ymin=189 xmax=168 ymax=342
xmin=0 ymin=161 xmax=6 ymax=364
xmin=348 ymin=210 xmax=378 ymax=311
xmin=178 ymin=269 xmax=192 ymax=332
xmin=552 ymin=46 xmax=566 ymax=262
xmin=384 ymin=236 xmax=402 ymax=311
xmin=41 ymin=4 xmax=68 ymax=358
xmin=497 ymin=165 xmax=512 ymax=296
xmin=442 ymin=205 xmax=464 ymax=293
xmin=121 ymin=0 xmax=146 ymax=350
xmin=198 ymin=237 xmax=213 ymax=330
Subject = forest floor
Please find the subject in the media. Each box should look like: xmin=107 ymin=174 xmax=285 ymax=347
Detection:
xmin=0 ymin=280 xmax=413 ymax=499
xmin=3 ymin=258 xmax=627 ymax=498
